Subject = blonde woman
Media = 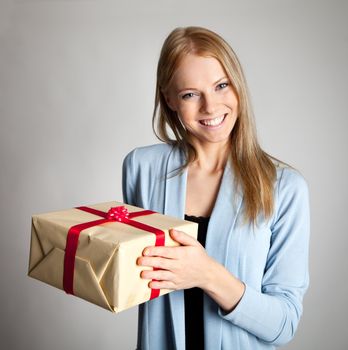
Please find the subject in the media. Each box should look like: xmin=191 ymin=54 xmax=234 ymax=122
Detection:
xmin=122 ymin=26 xmax=310 ymax=350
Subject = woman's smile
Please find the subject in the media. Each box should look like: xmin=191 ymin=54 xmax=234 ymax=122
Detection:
xmin=198 ymin=113 xmax=227 ymax=128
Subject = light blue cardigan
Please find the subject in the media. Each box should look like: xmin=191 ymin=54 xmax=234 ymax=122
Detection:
xmin=122 ymin=143 xmax=310 ymax=350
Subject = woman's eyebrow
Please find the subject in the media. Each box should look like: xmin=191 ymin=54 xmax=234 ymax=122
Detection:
xmin=177 ymin=76 xmax=227 ymax=94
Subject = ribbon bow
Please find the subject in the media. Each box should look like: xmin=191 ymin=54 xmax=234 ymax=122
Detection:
xmin=107 ymin=206 xmax=129 ymax=221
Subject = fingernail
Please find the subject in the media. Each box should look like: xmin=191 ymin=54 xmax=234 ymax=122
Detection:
xmin=143 ymin=249 xmax=149 ymax=256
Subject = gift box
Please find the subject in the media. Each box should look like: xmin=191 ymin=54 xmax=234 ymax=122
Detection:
xmin=28 ymin=201 xmax=198 ymax=313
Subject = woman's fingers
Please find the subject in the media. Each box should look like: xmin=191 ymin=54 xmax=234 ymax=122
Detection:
xmin=149 ymin=280 xmax=176 ymax=290
xmin=169 ymin=229 xmax=201 ymax=246
xmin=137 ymin=256 xmax=172 ymax=270
xmin=142 ymin=245 xmax=179 ymax=259
xmin=140 ymin=269 xmax=174 ymax=281
xmin=141 ymin=229 xmax=201 ymax=258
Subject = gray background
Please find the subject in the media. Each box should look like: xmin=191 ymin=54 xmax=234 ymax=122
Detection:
xmin=0 ymin=0 xmax=347 ymax=349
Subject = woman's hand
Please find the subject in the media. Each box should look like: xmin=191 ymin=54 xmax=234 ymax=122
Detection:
xmin=137 ymin=228 xmax=214 ymax=290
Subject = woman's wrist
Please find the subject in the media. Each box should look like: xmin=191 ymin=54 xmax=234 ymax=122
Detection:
xmin=201 ymin=258 xmax=246 ymax=314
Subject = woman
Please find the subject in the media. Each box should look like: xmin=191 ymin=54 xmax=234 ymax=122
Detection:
xmin=122 ymin=26 xmax=310 ymax=350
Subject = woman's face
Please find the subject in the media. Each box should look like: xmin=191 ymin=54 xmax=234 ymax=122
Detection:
xmin=164 ymin=53 xmax=239 ymax=147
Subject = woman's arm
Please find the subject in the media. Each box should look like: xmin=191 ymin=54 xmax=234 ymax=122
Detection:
xmin=213 ymin=168 xmax=310 ymax=346
xmin=200 ymin=257 xmax=246 ymax=313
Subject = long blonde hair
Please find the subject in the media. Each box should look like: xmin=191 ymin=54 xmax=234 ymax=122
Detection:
xmin=152 ymin=26 xmax=284 ymax=224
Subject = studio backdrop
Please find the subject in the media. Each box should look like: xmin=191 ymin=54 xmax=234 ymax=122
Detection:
xmin=0 ymin=1 xmax=347 ymax=349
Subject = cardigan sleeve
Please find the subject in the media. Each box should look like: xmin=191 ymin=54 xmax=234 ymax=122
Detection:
xmin=217 ymin=167 xmax=310 ymax=346
xmin=122 ymin=149 xmax=146 ymax=350
xmin=122 ymin=148 xmax=137 ymax=206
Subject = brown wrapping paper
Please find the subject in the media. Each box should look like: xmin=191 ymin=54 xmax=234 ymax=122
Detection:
xmin=28 ymin=201 xmax=198 ymax=313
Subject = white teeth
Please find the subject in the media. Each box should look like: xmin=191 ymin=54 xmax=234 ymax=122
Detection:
xmin=200 ymin=115 xmax=225 ymax=126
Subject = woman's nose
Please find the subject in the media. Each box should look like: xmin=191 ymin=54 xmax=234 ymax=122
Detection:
xmin=200 ymin=93 xmax=217 ymax=115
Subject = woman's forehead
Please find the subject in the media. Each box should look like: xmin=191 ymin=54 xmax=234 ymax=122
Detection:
xmin=171 ymin=54 xmax=227 ymax=89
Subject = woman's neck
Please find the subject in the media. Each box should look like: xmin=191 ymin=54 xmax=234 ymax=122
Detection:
xmin=190 ymin=139 xmax=231 ymax=173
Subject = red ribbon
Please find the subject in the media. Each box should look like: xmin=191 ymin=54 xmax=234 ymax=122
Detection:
xmin=63 ymin=205 xmax=165 ymax=300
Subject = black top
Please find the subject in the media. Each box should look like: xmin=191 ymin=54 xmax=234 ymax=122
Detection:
xmin=184 ymin=214 xmax=210 ymax=350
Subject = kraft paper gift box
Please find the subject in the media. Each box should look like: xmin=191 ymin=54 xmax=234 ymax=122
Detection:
xmin=28 ymin=201 xmax=198 ymax=313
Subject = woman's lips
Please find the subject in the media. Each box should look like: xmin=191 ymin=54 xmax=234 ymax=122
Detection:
xmin=199 ymin=114 xmax=227 ymax=127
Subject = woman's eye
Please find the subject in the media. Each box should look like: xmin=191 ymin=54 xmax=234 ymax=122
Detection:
xmin=217 ymin=82 xmax=229 ymax=89
xmin=181 ymin=92 xmax=195 ymax=100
